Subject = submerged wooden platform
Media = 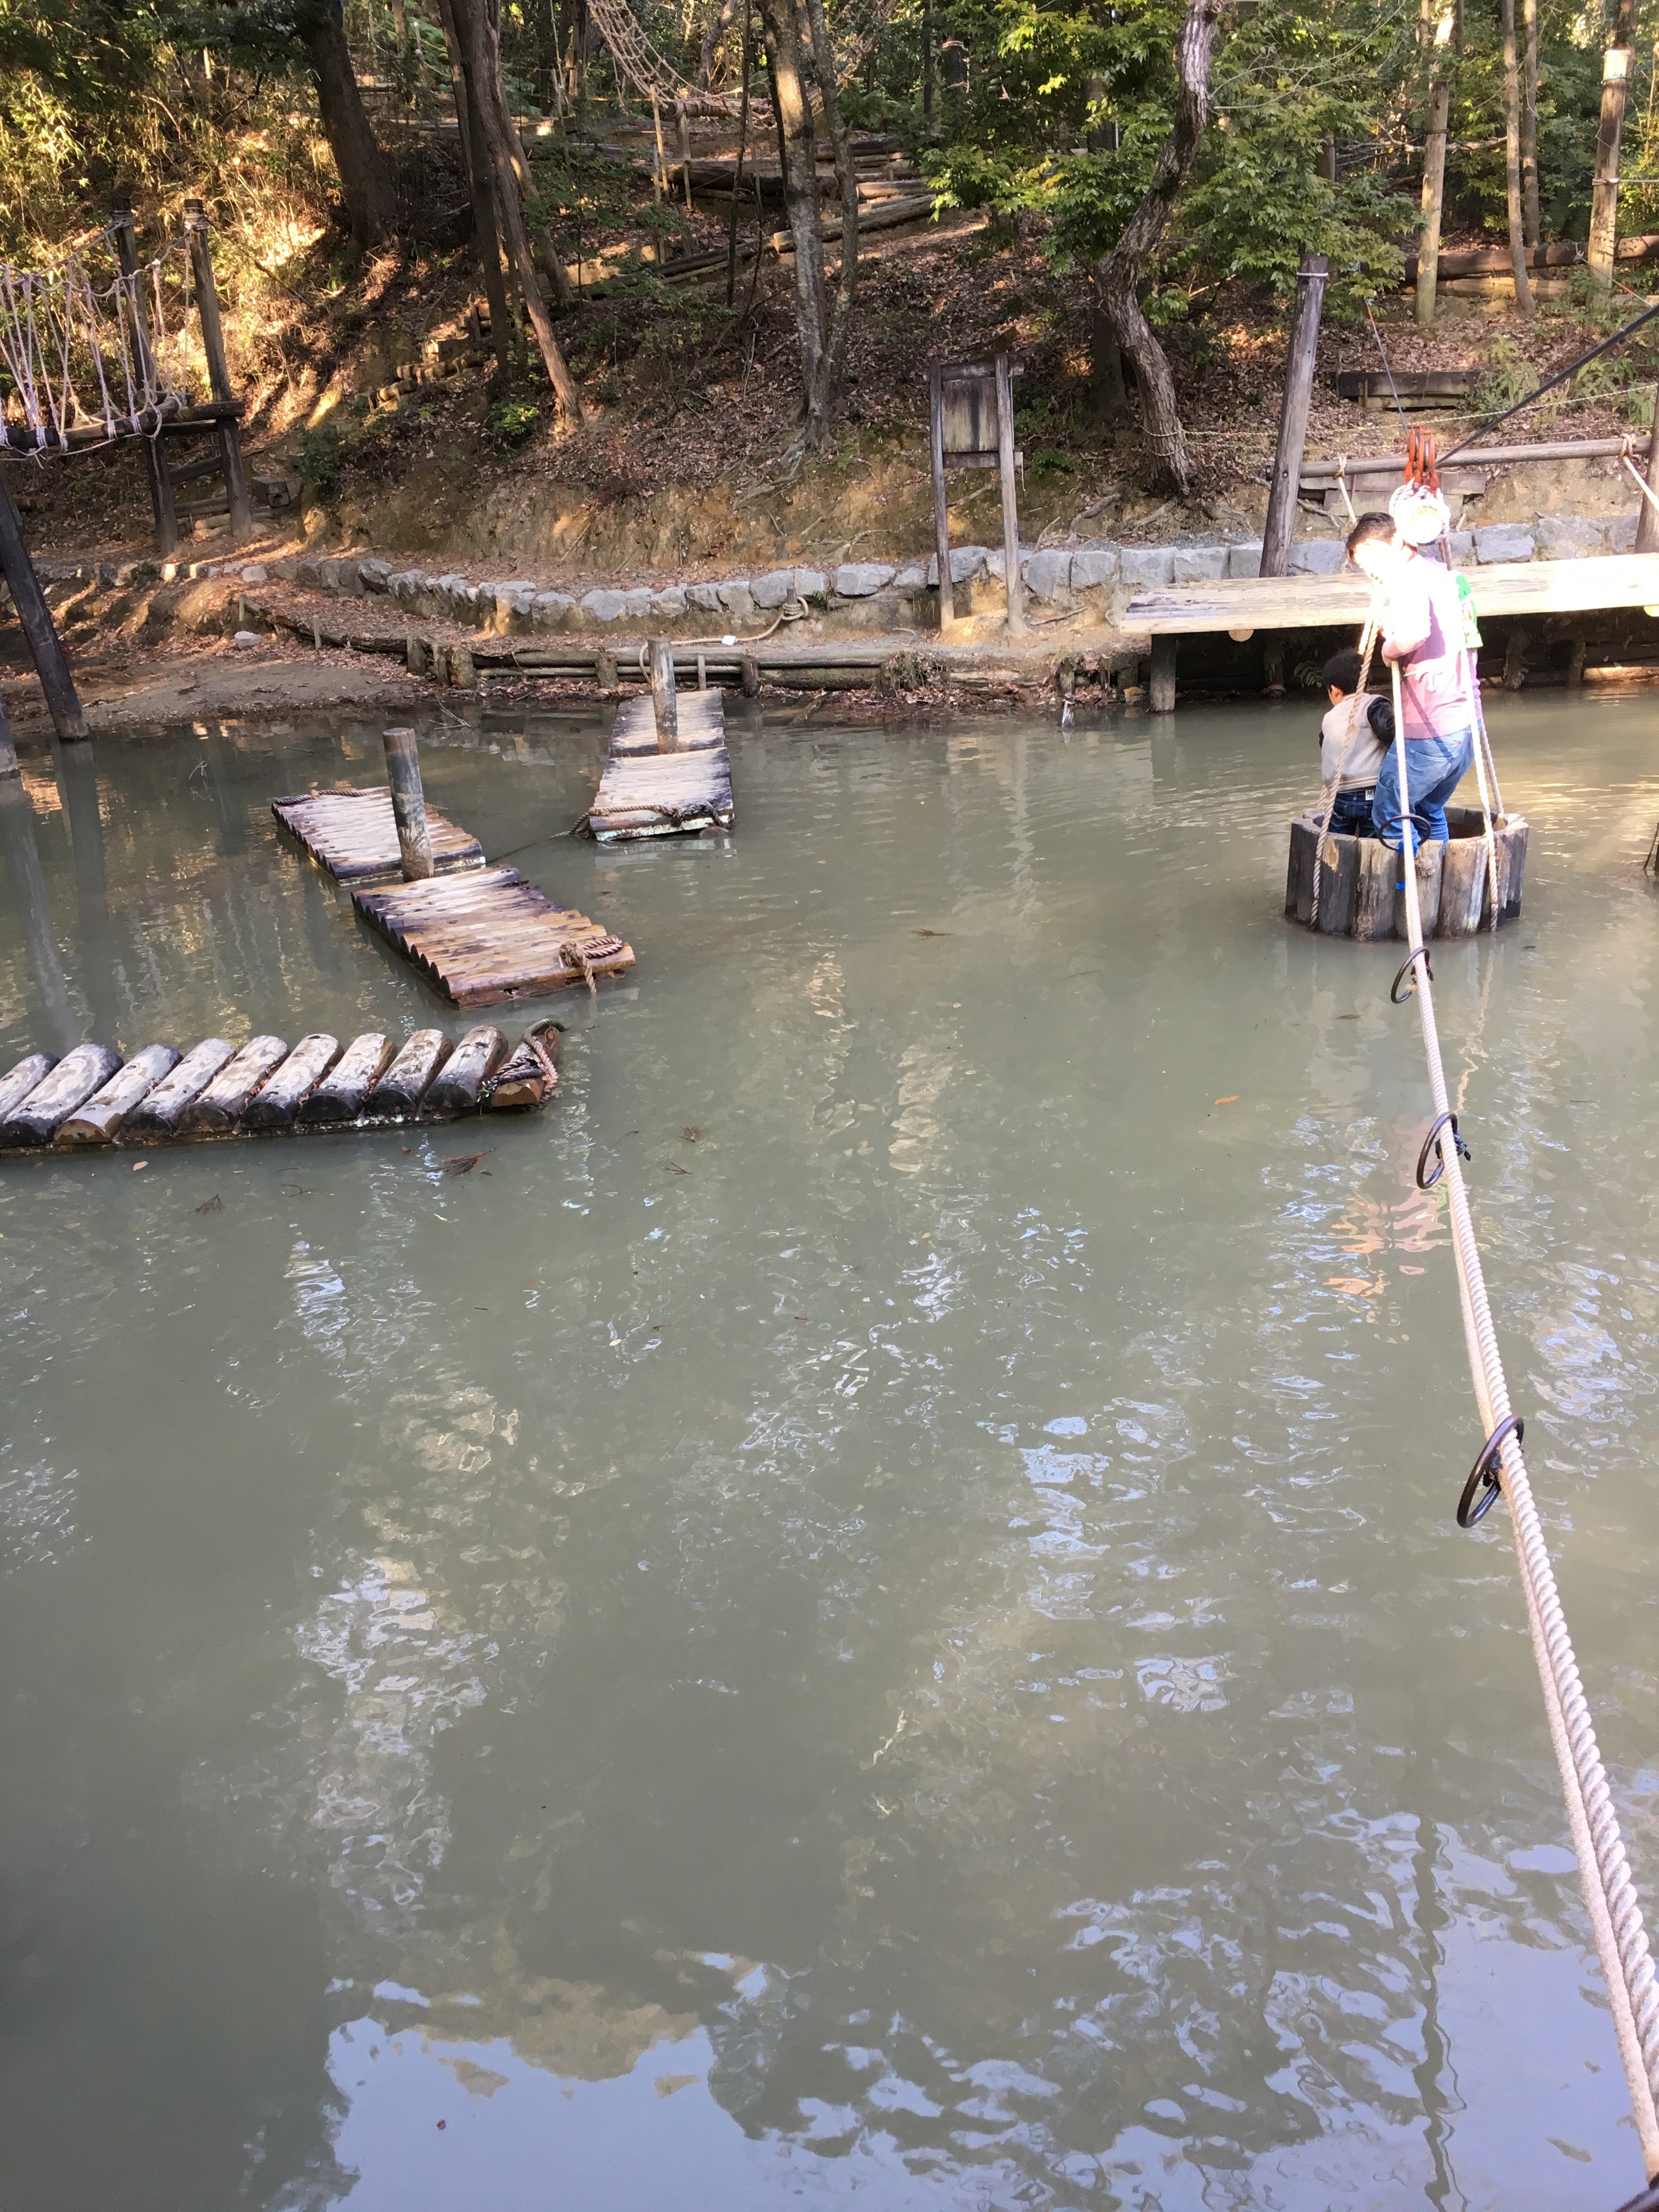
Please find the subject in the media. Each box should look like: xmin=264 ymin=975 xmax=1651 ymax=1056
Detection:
xmin=352 ymin=867 xmax=635 ymax=1007
xmin=1286 ymin=806 xmax=1530 ymax=939
xmin=273 ymin=785 xmax=486 ymax=883
xmin=588 ymin=690 xmax=733 ymax=842
xmin=0 ymin=1022 xmax=560 ymax=1156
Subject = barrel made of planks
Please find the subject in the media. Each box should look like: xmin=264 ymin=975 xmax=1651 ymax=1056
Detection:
xmin=1285 ymin=806 xmax=1529 ymax=941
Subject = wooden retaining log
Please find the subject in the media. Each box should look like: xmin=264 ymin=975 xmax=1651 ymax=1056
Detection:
xmin=56 ymin=1043 xmax=180 ymax=1144
xmin=1 ymin=1042 xmax=123 ymax=1146
xmin=245 ymin=1034 xmax=341 ymax=1128
xmin=1288 ymin=812 xmax=1528 ymax=939
xmin=487 ymin=1022 xmax=560 ymax=1109
xmin=300 ymin=1033 xmax=394 ymax=1123
xmin=0 ymin=1053 xmax=57 ymax=1124
xmin=126 ymin=1039 xmax=237 ymax=1138
xmin=365 ymin=1029 xmax=453 ymax=1117
xmin=422 ymin=1025 xmax=507 ymax=1115
xmin=183 ymin=1035 xmax=290 ymax=1132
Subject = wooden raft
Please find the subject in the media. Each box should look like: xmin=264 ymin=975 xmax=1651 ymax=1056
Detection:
xmin=588 ymin=690 xmax=733 ymax=842
xmin=0 ymin=1022 xmax=560 ymax=1157
xmin=352 ymin=866 xmax=634 ymax=1007
xmin=1286 ymin=805 xmax=1530 ymax=939
xmin=273 ymin=785 xmax=486 ymax=883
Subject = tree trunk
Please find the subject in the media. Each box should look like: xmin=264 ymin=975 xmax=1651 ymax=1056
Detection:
xmin=802 ymin=0 xmax=859 ymax=453
xmin=1520 ymin=0 xmax=1539 ymax=245
xmin=1090 ymin=296 xmax=1129 ymax=419
xmin=437 ymin=0 xmax=514 ymax=371
xmin=1589 ymin=0 xmax=1637 ymax=288
xmin=1093 ymin=0 xmax=1226 ymax=495
xmin=454 ymin=0 xmax=586 ymax=416
xmin=757 ymin=0 xmax=827 ymax=421
xmin=1501 ymin=0 xmax=1534 ymax=312
xmin=298 ymin=0 xmax=397 ymax=247
xmin=700 ymin=0 xmax=735 ymax=86
xmin=1417 ymin=79 xmax=1449 ymax=327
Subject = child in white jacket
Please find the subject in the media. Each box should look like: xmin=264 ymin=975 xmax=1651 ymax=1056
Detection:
xmin=1319 ymin=647 xmax=1394 ymax=834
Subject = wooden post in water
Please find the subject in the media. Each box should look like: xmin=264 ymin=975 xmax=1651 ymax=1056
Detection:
xmin=928 ymin=362 xmax=955 ymax=639
xmin=111 ymin=194 xmax=179 ymax=556
xmin=381 ymin=726 xmax=435 ymax=880
xmin=995 ymin=352 xmax=1025 ymax=633
xmin=1638 ymin=398 xmax=1659 ymax=554
xmin=649 ymin=636 xmax=679 ymax=749
xmin=0 ymin=691 xmax=17 ymax=777
xmin=1149 ymin=635 xmax=1177 ymax=712
xmin=184 ymin=201 xmax=253 ymax=538
xmin=0 ymin=471 xmax=87 ymax=740
xmin=1260 ymin=253 xmax=1328 ymax=579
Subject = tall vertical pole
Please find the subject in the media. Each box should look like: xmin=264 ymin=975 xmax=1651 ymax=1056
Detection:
xmin=928 ymin=362 xmax=955 ymax=640
xmin=1637 ymin=396 xmax=1659 ymax=554
xmin=922 ymin=0 xmax=935 ymax=126
xmin=111 ymin=194 xmax=179 ymax=556
xmin=0 ymin=690 xmax=17 ymax=777
xmin=1417 ymin=81 xmax=1451 ymax=329
xmin=1259 ymin=253 xmax=1328 ymax=579
xmin=0 ymin=472 xmax=87 ymax=740
xmin=995 ymin=352 xmax=1024 ymax=633
xmin=649 ymin=636 xmax=679 ymax=749
xmin=381 ymin=727 xmax=435 ymax=879
xmin=184 ymin=201 xmax=253 ymax=537
xmin=1589 ymin=8 xmax=1636 ymax=290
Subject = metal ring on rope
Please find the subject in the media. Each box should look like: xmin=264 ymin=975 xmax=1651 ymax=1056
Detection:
xmin=1416 ymin=1109 xmax=1471 ymax=1190
xmin=1458 ymin=1412 xmax=1524 ymax=1528
xmin=1381 ymin=808 xmax=1433 ymax=852
xmin=1390 ymin=946 xmax=1434 ymax=1003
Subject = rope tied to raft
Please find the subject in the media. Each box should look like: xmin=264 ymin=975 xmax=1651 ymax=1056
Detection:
xmin=1386 ymin=651 xmax=1659 ymax=2183
xmin=558 ymin=940 xmax=599 ymax=994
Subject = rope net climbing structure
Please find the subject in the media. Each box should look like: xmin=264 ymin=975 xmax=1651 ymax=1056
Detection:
xmin=0 ymin=224 xmax=199 ymax=456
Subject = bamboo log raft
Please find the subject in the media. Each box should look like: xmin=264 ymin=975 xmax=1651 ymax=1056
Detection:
xmin=272 ymin=785 xmax=486 ymax=884
xmin=0 ymin=1022 xmax=560 ymax=1156
xmin=1285 ymin=806 xmax=1530 ymax=939
xmin=588 ymin=685 xmax=733 ymax=842
xmin=351 ymin=867 xmax=635 ymax=1006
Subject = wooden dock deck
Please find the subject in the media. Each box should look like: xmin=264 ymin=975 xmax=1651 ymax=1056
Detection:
xmin=273 ymin=785 xmax=486 ymax=883
xmin=588 ymin=689 xmax=733 ymax=842
xmin=352 ymin=867 xmax=635 ymax=1007
xmin=0 ymin=1021 xmax=560 ymax=1155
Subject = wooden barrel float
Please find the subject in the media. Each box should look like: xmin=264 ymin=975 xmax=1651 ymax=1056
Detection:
xmin=1286 ymin=806 xmax=1529 ymax=940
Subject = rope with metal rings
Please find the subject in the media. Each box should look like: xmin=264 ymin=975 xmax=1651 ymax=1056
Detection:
xmin=1385 ymin=652 xmax=1659 ymax=2185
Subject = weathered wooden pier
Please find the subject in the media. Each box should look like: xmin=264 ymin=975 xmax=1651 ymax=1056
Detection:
xmin=272 ymin=785 xmax=485 ymax=882
xmin=587 ymin=657 xmax=733 ymax=840
xmin=0 ymin=1021 xmax=560 ymax=1156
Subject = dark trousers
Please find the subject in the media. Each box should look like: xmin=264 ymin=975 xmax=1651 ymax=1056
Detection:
xmin=1329 ymin=786 xmax=1376 ymax=835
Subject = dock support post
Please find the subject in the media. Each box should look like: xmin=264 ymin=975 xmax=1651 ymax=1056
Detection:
xmin=111 ymin=193 xmax=179 ymax=556
xmin=0 ymin=692 xmax=16 ymax=777
xmin=0 ymin=471 xmax=87 ymax=740
xmin=649 ymin=635 xmax=679 ymax=749
xmin=185 ymin=200 xmax=253 ymax=539
xmin=1150 ymin=635 xmax=1177 ymax=712
xmin=928 ymin=362 xmax=955 ymax=639
xmin=1260 ymin=253 xmax=1328 ymax=579
xmin=1637 ymin=399 xmax=1659 ymax=554
xmin=381 ymin=726 xmax=435 ymax=880
xmin=595 ymin=647 xmax=618 ymax=691
xmin=741 ymin=653 xmax=760 ymax=697
xmin=995 ymin=351 xmax=1025 ymax=632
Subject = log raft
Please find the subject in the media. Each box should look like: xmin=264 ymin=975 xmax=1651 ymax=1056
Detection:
xmin=0 ymin=1022 xmax=561 ymax=1156
xmin=1286 ymin=806 xmax=1529 ymax=939
xmin=588 ymin=685 xmax=733 ymax=842
xmin=272 ymin=785 xmax=486 ymax=884
xmin=351 ymin=866 xmax=635 ymax=1006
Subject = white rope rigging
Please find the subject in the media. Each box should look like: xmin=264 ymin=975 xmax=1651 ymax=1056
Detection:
xmin=1385 ymin=658 xmax=1659 ymax=2185
xmin=0 ymin=227 xmax=196 ymax=458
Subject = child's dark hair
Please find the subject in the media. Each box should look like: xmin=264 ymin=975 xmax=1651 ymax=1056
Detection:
xmin=1345 ymin=511 xmax=1397 ymax=556
xmin=1323 ymin=647 xmax=1364 ymax=695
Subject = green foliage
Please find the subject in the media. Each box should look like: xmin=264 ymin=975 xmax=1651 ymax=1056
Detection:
xmin=488 ymin=396 xmax=541 ymax=449
xmin=1472 ymin=335 xmax=1536 ymax=417
xmin=296 ymin=417 xmax=352 ymax=489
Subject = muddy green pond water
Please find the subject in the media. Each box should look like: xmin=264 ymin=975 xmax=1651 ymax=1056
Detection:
xmin=2 ymin=693 xmax=1658 ymax=2211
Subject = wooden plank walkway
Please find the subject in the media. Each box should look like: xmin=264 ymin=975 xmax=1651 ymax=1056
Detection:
xmin=272 ymin=785 xmax=486 ymax=883
xmin=589 ymin=689 xmax=733 ymax=841
xmin=0 ymin=1022 xmax=560 ymax=1154
xmin=1125 ymin=552 xmax=1659 ymax=637
xmin=352 ymin=866 xmax=635 ymax=1007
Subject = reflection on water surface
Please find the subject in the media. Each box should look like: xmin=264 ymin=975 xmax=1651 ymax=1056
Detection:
xmin=1 ymin=696 xmax=1657 ymax=2210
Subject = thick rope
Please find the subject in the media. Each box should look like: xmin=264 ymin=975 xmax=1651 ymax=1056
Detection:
xmin=1307 ymin=592 xmax=1382 ymax=928
xmin=1387 ymin=657 xmax=1659 ymax=2182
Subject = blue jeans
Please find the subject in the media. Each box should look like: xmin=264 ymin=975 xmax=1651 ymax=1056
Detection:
xmin=1328 ymin=786 xmax=1376 ymax=834
xmin=1372 ymin=730 xmax=1475 ymax=849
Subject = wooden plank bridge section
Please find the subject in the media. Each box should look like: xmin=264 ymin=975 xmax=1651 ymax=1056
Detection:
xmin=588 ymin=679 xmax=733 ymax=843
xmin=0 ymin=1023 xmax=561 ymax=1157
xmin=272 ymin=785 xmax=486 ymax=884
xmin=352 ymin=869 xmax=634 ymax=1007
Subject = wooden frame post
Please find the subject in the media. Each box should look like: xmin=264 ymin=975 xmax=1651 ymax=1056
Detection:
xmin=0 ymin=690 xmax=17 ymax=777
xmin=928 ymin=362 xmax=955 ymax=638
xmin=1259 ymin=252 xmax=1328 ymax=579
xmin=1149 ymin=635 xmax=1177 ymax=712
xmin=1638 ymin=396 xmax=1659 ymax=554
xmin=381 ymin=726 xmax=435 ymax=879
xmin=0 ymin=471 xmax=86 ymax=738
xmin=649 ymin=635 xmax=679 ymax=748
xmin=995 ymin=351 xmax=1024 ymax=633
xmin=184 ymin=201 xmax=252 ymax=538
xmin=111 ymin=194 xmax=179 ymax=556
xmin=1589 ymin=37 xmax=1634 ymax=289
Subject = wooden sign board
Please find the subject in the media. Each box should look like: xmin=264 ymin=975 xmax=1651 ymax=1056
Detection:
xmin=928 ymin=356 xmax=1026 ymax=636
xmin=940 ymin=360 xmax=1023 ymax=470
